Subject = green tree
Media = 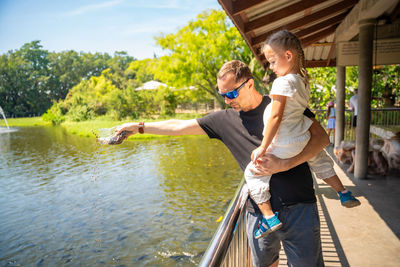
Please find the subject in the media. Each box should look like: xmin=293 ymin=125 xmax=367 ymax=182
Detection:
xmin=126 ymin=58 xmax=156 ymax=83
xmin=154 ymin=9 xmax=261 ymax=108
xmin=0 ymin=41 xmax=52 ymax=116
xmin=307 ymin=65 xmax=399 ymax=110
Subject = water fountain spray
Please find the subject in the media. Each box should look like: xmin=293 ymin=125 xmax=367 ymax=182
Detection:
xmin=0 ymin=106 xmax=10 ymax=129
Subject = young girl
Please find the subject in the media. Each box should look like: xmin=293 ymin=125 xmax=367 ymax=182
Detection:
xmin=244 ymin=30 xmax=360 ymax=240
xmin=326 ymin=101 xmax=336 ymax=144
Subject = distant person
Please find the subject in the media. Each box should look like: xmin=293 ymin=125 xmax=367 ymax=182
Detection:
xmin=326 ymin=101 xmax=336 ymax=144
xmin=349 ymin=88 xmax=358 ymax=128
xmin=243 ymin=30 xmax=360 ymax=240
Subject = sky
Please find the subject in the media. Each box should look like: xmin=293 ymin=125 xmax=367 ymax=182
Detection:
xmin=0 ymin=0 xmax=222 ymax=59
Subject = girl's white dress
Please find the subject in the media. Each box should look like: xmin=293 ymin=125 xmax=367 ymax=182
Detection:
xmin=245 ymin=74 xmax=335 ymax=204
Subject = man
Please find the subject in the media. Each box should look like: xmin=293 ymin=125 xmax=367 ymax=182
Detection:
xmin=349 ymin=88 xmax=358 ymax=129
xmin=115 ymin=60 xmax=329 ymax=266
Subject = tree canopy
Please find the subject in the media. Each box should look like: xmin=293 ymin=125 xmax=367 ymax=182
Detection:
xmin=154 ymin=9 xmax=265 ymax=108
xmin=0 ymin=41 xmax=135 ymax=117
xmin=0 ymin=9 xmax=398 ymax=122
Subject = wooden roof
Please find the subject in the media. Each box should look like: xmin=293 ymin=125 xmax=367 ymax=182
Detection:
xmin=218 ymin=0 xmax=400 ymax=68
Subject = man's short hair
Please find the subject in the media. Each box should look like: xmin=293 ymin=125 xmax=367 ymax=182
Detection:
xmin=217 ymin=60 xmax=252 ymax=83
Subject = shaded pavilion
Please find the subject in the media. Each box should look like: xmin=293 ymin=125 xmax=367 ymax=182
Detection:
xmin=218 ymin=0 xmax=400 ymax=179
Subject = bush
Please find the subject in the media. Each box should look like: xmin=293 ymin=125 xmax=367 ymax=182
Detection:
xmin=42 ymin=102 xmax=65 ymax=125
xmin=67 ymin=105 xmax=94 ymax=122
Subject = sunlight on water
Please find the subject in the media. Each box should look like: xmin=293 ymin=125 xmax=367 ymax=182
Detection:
xmin=0 ymin=126 xmax=242 ymax=266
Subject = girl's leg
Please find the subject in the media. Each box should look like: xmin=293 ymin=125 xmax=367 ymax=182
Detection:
xmin=244 ymin=162 xmax=282 ymax=239
xmin=244 ymin=161 xmax=273 ymax=209
xmin=309 ymin=151 xmax=361 ymax=208
xmin=258 ymin=201 xmax=274 ymax=217
xmin=323 ymin=175 xmax=345 ymax=192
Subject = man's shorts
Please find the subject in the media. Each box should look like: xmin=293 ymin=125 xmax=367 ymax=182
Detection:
xmin=246 ymin=202 xmax=324 ymax=267
xmin=352 ymin=115 xmax=357 ymax=127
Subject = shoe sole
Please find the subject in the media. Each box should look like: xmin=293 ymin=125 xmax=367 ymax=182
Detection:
xmin=254 ymin=222 xmax=283 ymax=239
xmin=341 ymin=199 xmax=361 ymax=208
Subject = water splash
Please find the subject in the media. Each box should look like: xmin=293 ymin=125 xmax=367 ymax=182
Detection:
xmin=0 ymin=106 xmax=9 ymax=129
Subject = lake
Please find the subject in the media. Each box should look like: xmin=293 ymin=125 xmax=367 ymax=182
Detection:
xmin=0 ymin=126 xmax=243 ymax=266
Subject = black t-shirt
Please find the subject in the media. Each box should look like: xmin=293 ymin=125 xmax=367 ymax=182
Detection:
xmin=197 ymin=96 xmax=316 ymax=212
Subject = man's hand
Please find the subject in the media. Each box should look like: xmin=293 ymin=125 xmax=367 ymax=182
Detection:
xmin=249 ymin=153 xmax=289 ymax=176
xmin=250 ymin=118 xmax=329 ymax=176
xmin=115 ymin=123 xmax=137 ymax=139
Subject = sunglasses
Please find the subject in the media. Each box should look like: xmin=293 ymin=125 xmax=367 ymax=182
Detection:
xmin=218 ymin=78 xmax=252 ymax=99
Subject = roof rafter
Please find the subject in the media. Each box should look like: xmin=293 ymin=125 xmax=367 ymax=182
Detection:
xmin=218 ymin=0 xmax=263 ymax=68
xmin=251 ymin=0 xmax=358 ymax=46
xmin=326 ymin=36 xmax=336 ymax=67
xmin=306 ymin=59 xmax=336 ymax=67
xmin=229 ymin=0 xmax=267 ymax=15
xmin=390 ymin=0 xmax=400 ymax=23
xmin=300 ymin=25 xmax=338 ymax=47
xmin=244 ymin=0 xmax=329 ymax=33
xmin=295 ymin=13 xmax=347 ymax=38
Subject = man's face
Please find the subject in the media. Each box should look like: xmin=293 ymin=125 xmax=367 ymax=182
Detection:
xmin=217 ymin=72 xmax=250 ymax=111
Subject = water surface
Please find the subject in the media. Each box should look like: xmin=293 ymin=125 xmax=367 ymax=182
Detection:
xmin=0 ymin=126 xmax=242 ymax=266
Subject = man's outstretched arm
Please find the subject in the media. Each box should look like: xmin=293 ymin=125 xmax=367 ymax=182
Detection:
xmin=115 ymin=119 xmax=206 ymax=137
xmin=254 ymin=118 xmax=330 ymax=175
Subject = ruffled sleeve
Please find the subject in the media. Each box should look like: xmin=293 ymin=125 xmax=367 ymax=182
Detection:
xmin=270 ymin=75 xmax=296 ymax=97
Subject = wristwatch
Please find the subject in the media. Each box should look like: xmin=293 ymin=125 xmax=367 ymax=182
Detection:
xmin=138 ymin=122 xmax=144 ymax=134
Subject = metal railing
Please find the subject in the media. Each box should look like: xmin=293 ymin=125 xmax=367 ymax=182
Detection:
xmin=313 ymin=108 xmax=400 ymax=141
xmin=199 ymin=108 xmax=400 ymax=267
xmin=199 ymin=179 xmax=252 ymax=267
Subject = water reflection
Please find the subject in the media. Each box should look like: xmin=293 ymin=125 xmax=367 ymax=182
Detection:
xmin=0 ymin=126 xmax=242 ymax=266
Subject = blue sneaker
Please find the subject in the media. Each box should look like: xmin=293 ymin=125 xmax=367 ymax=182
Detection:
xmin=339 ymin=190 xmax=361 ymax=208
xmin=254 ymin=213 xmax=282 ymax=239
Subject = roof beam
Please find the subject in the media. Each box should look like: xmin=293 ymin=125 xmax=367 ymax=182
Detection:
xmin=218 ymin=0 xmax=265 ymax=68
xmin=300 ymin=25 xmax=338 ymax=47
xmin=336 ymin=0 xmax=398 ymax=42
xmin=244 ymin=0 xmax=329 ymax=33
xmin=259 ymin=58 xmax=337 ymax=68
xmin=326 ymin=36 xmax=336 ymax=67
xmin=306 ymin=59 xmax=337 ymax=67
xmin=389 ymin=0 xmax=400 ymax=23
xmin=296 ymin=13 xmax=347 ymax=38
xmin=251 ymin=0 xmax=358 ymax=46
xmin=231 ymin=0 xmax=267 ymax=15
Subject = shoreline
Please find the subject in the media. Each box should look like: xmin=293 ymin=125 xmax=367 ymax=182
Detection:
xmin=3 ymin=114 xmax=204 ymax=139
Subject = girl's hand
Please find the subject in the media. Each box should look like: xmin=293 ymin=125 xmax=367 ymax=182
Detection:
xmin=249 ymin=153 xmax=289 ymax=175
xmin=251 ymin=146 xmax=266 ymax=163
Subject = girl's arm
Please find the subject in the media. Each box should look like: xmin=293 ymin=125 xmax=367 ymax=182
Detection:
xmin=259 ymin=94 xmax=286 ymax=151
xmin=252 ymin=118 xmax=330 ymax=175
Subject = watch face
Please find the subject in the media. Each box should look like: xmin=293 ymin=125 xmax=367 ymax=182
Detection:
xmin=139 ymin=122 xmax=144 ymax=134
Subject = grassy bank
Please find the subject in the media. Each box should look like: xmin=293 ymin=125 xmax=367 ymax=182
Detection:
xmin=5 ymin=113 xmax=203 ymax=138
xmin=3 ymin=117 xmax=51 ymax=127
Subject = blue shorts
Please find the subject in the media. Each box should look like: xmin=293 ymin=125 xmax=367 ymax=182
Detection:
xmin=327 ymin=118 xmax=335 ymax=129
xmin=246 ymin=202 xmax=324 ymax=267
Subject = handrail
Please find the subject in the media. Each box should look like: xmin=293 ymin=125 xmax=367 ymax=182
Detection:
xmin=199 ymin=179 xmax=249 ymax=267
